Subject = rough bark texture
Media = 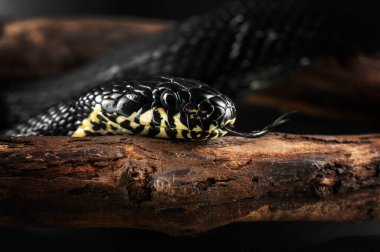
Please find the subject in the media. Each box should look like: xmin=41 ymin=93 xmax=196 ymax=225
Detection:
xmin=0 ymin=134 xmax=379 ymax=235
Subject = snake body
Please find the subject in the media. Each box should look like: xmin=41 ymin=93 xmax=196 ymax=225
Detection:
xmin=2 ymin=0 xmax=379 ymax=138
xmin=6 ymin=77 xmax=238 ymax=139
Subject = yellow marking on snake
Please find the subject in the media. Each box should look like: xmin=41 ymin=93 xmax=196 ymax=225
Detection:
xmin=72 ymin=105 xmax=132 ymax=137
xmin=224 ymin=118 xmax=236 ymax=126
xmin=71 ymin=104 xmax=231 ymax=139
xmin=157 ymin=127 xmax=169 ymax=138
xmin=116 ymin=113 xmax=136 ymax=124
xmin=173 ymin=113 xmax=189 ymax=131
xmin=138 ymin=110 xmax=154 ymax=125
xmin=156 ymin=107 xmax=168 ymax=128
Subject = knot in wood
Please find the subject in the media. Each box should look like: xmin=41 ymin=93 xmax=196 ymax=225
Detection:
xmin=311 ymin=177 xmax=334 ymax=198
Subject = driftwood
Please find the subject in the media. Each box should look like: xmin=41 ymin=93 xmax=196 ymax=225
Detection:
xmin=0 ymin=134 xmax=379 ymax=235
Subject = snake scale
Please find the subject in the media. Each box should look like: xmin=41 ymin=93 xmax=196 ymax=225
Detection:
xmin=1 ymin=0 xmax=379 ymax=139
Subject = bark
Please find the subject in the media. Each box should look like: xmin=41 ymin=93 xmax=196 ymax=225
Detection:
xmin=0 ymin=134 xmax=379 ymax=235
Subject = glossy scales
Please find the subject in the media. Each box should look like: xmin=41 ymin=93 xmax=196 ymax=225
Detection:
xmin=6 ymin=77 xmax=236 ymax=140
xmin=4 ymin=0 xmax=375 ymax=127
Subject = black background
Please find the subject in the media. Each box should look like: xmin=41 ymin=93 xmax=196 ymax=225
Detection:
xmin=0 ymin=0 xmax=227 ymax=20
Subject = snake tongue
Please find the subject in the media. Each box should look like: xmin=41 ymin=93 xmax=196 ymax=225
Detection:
xmin=224 ymin=111 xmax=295 ymax=138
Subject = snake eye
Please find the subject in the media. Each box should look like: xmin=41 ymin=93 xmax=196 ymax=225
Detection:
xmin=160 ymin=90 xmax=178 ymax=108
xmin=198 ymin=100 xmax=214 ymax=118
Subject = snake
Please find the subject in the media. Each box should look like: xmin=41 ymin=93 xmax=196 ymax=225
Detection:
xmin=1 ymin=0 xmax=379 ymax=139
xmin=5 ymin=76 xmax=291 ymax=139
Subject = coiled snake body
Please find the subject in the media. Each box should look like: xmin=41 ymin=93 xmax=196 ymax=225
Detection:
xmin=2 ymin=0 xmax=379 ymax=139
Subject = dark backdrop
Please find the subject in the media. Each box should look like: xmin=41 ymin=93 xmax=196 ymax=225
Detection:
xmin=0 ymin=0 xmax=228 ymax=20
xmin=1 ymin=0 xmax=380 ymax=24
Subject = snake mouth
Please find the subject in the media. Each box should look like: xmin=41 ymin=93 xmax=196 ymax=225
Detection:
xmin=144 ymin=115 xmax=229 ymax=140
xmin=156 ymin=126 xmax=228 ymax=140
xmin=129 ymin=113 xmax=230 ymax=140
xmin=130 ymin=107 xmax=230 ymax=139
xmin=71 ymin=104 xmax=228 ymax=139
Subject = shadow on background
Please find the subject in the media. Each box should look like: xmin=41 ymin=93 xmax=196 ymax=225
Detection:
xmin=235 ymin=104 xmax=380 ymax=135
xmin=0 ymin=0 xmax=227 ymax=19
xmin=1 ymin=222 xmax=380 ymax=252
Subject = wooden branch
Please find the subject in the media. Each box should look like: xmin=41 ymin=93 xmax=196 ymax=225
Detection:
xmin=0 ymin=134 xmax=379 ymax=235
xmin=0 ymin=17 xmax=172 ymax=78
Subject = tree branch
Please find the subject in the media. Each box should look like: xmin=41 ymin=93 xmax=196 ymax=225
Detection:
xmin=0 ymin=17 xmax=171 ymax=78
xmin=0 ymin=134 xmax=379 ymax=234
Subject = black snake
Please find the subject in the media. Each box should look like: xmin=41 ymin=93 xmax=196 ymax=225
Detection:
xmin=1 ymin=0 xmax=379 ymax=139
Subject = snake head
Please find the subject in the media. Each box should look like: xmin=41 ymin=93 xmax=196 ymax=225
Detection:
xmin=158 ymin=79 xmax=237 ymax=139
xmin=99 ymin=77 xmax=237 ymax=140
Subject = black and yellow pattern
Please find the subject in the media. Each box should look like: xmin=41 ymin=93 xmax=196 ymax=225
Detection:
xmin=6 ymin=77 xmax=237 ymax=140
xmin=71 ymin=104 xmax=233 ymax=139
